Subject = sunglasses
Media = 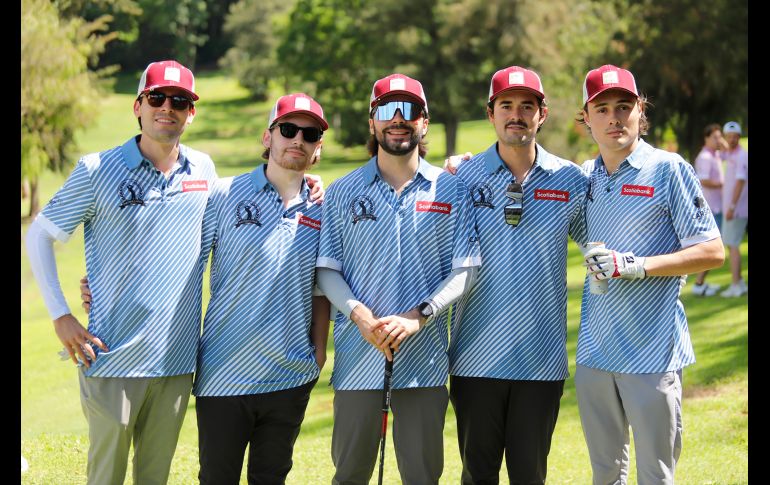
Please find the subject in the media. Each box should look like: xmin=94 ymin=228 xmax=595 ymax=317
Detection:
xmin=143 ymin=91 xmax=194 ymax=111
xmin=275 ymin=122 xmax=323 ymax=143
xmin=503 ymin=182 xmax=523 ymax=226
xmin=371 ymin=101 xmax=425 ymax=121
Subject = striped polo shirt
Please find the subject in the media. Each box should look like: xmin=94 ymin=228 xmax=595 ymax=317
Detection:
xmin=37 ymin=136 xmax=217 ymax=378
xmin=193 ymin=165 xmax=322 ymax=396
xmin=578 ymin=139 xmax=720 ymax=373
xmin=317 ymin=157 xmax=481 ymax=391
xmin=450 ymin=143 xmax=589 ymax=380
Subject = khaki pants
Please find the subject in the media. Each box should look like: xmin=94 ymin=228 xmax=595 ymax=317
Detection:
xmin=78 ymin=370 xmax=192 ymax=485
xmin=575 ymin=365 xmax=683 ymax=485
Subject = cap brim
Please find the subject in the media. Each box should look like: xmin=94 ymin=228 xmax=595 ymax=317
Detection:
xmin=371 ymin=92 xmax=426 ymax=109
xmin=490 ymin=86 xmax=545 ymax=102
xmin=584 ymin=86 xmax=637 ymax=105
xmin=272 ymin=111 xmax=329 ymax=131
xmin=142 ymin=85 xmax=199 ymax=101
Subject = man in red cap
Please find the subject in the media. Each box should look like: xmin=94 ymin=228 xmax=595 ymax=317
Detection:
xmin=316 ymin=73 xmax=480 ymax=484
xmin=443 ymin=65 xmax=591 ymax=484
xmin=577 ymin=64 xmax=724 ymax=484
xmin=192 ymin=93 xmax=331 ymax=484
xmin=26 ymin=59 xmax=217 ymax=484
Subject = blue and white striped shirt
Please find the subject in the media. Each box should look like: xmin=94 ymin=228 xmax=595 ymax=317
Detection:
xmin=578 ymin=139 xmax=719 ymax=373
xmin=193 ymin=165 xmax=322 ymax=396
xmin=317 ymin=157 xmax=481 ymax=390
xmin=450 ymin=143 xmax=588 ymax=380
xmin=38 ymin=136 xmax=217 ymax=377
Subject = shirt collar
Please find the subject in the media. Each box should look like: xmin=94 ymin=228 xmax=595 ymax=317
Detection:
xmin=120 ymin=135 xmax=192 ymax=171
xmin=250 ymin=163 xmax=310 ymax=199
xmin=483 ymin=142 xmax=556 ymax=176
xmin=594 ymin=138 xmax=654 ymax=171
xmin=361 ymin=156 xmax=438 ymax=184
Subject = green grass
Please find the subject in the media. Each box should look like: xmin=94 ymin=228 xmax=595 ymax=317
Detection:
xmin=21 ymin=71 xmax=748 ymax=484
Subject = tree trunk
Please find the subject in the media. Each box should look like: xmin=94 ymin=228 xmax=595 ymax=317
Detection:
xmin=444 ymin=117 xmax=458 ymax=158
xmin=28 ymin=177 xmax=40 ymax=219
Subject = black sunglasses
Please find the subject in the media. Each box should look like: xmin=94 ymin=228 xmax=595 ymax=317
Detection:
xmin=370 ymin=100 xmax=424 ymax=121
xmin=276 ymin=122 xmax=323 ymax=143
xmin=143 ymin=91 xmax=194 ymax=111
xmin=503 ymin=182 xmax=523 ymax=226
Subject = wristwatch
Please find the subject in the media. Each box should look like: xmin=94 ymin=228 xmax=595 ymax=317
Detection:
xmin=417 ymin=301 xmax=434 ymax=324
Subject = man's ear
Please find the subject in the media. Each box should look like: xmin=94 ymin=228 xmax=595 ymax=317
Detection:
xmin=262 ymin=128 xmax=272 ymax=150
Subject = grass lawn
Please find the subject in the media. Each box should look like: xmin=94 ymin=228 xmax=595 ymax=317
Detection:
xmin=21 ymin=72 xmax=748 ymax=484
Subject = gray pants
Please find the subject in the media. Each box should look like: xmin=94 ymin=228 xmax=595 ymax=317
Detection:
xmin=331 ymin=386 xmax=449 ymax=485
xmin=78 ymin=370 xmax=192 ymax=485
xmin=574 ymin=365 xmax=683 ymax=485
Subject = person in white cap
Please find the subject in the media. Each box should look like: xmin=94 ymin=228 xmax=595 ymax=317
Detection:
xmin=576 ymin=64 xmax=724 ymax=485
xmin=444 ymin=65 xmax=590 ymax=485
xmin=719 ymin=121 xmax=748 ymax=297
xmin=25 ymin=59 xmax=217 ymax=484
xmin=316 ymin=73 xmax=481 ymax=485
xmin=691 ymin=123 xmax=728 ymax=296
xmin=192 ymin=93 xmax=331 ymax=484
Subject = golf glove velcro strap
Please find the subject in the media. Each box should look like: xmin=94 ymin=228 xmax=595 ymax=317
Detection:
xmin=584 ymin=247 xmax=646 ymax=280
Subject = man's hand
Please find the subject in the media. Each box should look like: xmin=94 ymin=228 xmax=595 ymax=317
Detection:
xmin=443 ymin=152 xmax=473 ymax=175
xmin=725 ymin=206 xmax=735 ymax=221
xmin=375 ymin=309 xmax=422 ymax=355
xmin=584 ymin=247 xmax=646 ymax=280
xmin=305 ymin=173 xmax=325 ymax=205
xmin=349 ymin=304 xmax=391 ymax=360
xmin=54 ymin=314 xmax=108 ymax=368
xmin=80 ymin=275 xmax=91 ymax=313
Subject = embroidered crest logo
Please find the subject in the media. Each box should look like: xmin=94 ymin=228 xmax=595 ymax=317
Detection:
xmin=118 ymin=179 xmax=145 ymax=208
xmin=235 ymin=200 xmax=262 ymax=227
xmin=349 ymin=195 xmax=377 ymax=224
xmin=470 ymin=182 xmax=494 ymax=209
xmin=692 ymin=196 xmax=711 ymax=220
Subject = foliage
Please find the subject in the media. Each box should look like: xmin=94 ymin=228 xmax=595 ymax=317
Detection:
xmin=220 ymin=0 xmax=296 ymax=101
xmin=21 ymin=0 xmax=115 ymax=217
xmin=599 ymin=0 xmax=748 ymax=161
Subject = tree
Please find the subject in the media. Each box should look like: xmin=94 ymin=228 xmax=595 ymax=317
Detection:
xmin=599 ymin=0 xmax=748 ymax=161
xmin=21 ymin=0 xmax=114 ymax=218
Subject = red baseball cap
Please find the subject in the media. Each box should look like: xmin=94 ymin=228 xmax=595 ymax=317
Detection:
xmin=370 ymin=73 xmax=428 ymax=115
xmin=137 ymin=60 xmax=198 ymax=101
xmin=488 ymin=66 xmax=545 ymax=102
xmin=582 ymin=64 xmax=638 ymax=105
xmin=268 ymin=93 xmax=328 ymax=131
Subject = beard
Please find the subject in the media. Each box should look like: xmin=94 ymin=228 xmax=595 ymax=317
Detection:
xmin=376 ymin=123 xmax=421 ymax=156
xmin=273 ymin=147 xmax=314 ymax=172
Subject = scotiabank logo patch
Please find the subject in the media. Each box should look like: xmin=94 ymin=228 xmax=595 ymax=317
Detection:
xmin=621 ymin=184 xmax=654 ymax=197
xmin=415 ymin=201 xmax=452 ymax=214
xmin=534 ymin=189 xmax=569 ymax=202
xmin=182 ymin=180 xmax=208 ymax=192
xmin=298 ymin=214 xmax=321 ymax=230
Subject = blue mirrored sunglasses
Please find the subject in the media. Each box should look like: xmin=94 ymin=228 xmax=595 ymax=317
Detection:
xmin=371 ymin=101 xmax=425 ymax=121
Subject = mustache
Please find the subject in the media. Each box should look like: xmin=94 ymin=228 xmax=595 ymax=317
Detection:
xmin=385 ymin=123 xmax=415 ymax=134
xmin=505 ymin=121 xmax=528 ymax=129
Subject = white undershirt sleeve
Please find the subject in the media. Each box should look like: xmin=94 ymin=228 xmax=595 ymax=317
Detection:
xmin=25 ymin=218 xmax=72 ymax=320
xmin=316 ymin=267 xmax=361 ymax=319
xmin=424 ymin=266 xmax=478 ymax=315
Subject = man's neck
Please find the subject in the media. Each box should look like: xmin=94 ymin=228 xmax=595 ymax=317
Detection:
xmin=265 ymin=162 xmax=305 ymax=207
xmin=600 ymin=138 xmax=639 ymax=174
xmin=376 ymin=149 xmax=420 ymax=194
xmin=498 ymin=141 xmax=537 ymax=182
xmin=137 ymin=136 xmax=180 ymax=175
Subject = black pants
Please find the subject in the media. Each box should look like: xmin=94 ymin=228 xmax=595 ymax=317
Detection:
xmin=196 ymin=379 xmax=316 ymax=485
xmin=449 ymin=375 xmax=564 ymax=485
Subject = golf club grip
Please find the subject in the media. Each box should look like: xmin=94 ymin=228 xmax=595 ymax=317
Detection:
xmin=381 ymin=358 xmax=394 ymax=411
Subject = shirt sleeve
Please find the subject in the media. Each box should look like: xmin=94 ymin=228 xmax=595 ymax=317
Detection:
xmin=668 ymin=157 xmax=720 ymax=248
xmin=39 ymin=160 xmax=97 ymax=242
xmin=568 ymin=171 xmax=590 ymax=246
xmin=736 ymin=152 xmax=748 ymax=181
xmin=316 ymin=184 xmax=344 ymax=271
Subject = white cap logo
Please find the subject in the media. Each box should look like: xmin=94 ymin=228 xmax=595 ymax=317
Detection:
xmin=294 ymin=97 xmax=311 ymax=110
xmin=390 ymin=78 xmax=406 ymax=90
xmin=509 ymin=72 xmax=525 ymax=85
xmin=164 ymin=67 xmax=181 ymax=82
xmin=602 ymin=71 xmax=619 ymax=85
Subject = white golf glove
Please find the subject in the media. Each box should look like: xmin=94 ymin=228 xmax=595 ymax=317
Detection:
xmin=584 ymin=247 xmax=646 ymax=280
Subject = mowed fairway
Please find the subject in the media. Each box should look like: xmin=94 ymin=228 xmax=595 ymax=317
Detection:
xmin=21 ymin=72 xmax=748 ymax=484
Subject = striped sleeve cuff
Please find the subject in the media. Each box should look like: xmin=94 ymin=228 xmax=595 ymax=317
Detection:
xmin=316 ymin=256 xmax=343 ymax=271
xmin=680 ymin=228 xmax=721 ymax=249
xmin=452 ymin=256 xmax=482 ymax=270
xmin=35 ymin=213 xmax=72 ymax=243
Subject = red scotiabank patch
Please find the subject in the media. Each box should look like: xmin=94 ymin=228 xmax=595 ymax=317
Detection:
xmin=415 ymin=201 xmax=452 ymax=214
xmin=298 ymin=215 xmax=321 ymax=230
xmin=182 ymin=180 xmax=208 ymax=192
xmin=621 ymin=184 xmax=654 ymax=197
xmin=534 ymin=189 xmax=569 ymax=202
